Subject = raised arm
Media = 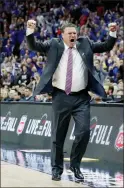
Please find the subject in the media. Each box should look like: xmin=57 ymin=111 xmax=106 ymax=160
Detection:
xmin=26 ymin=19 xmax=51 ymax=53
xmin=88 ymin=23 xmax=117 ymax=53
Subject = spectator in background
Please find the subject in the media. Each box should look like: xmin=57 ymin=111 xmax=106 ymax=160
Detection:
xmin=28 ymin=72 xmax=41 ymax=92
xmin=2 ymin=71 xmax=14 ymax=87
xmin=4 ymin=89 xmax=16 ymax=101
xmin=119 ymin=60 xmax=124 ymax=80
xmin=18 ymin=64 xmax=31 ymax=85
xmin=12 ymin=90 xmax=22 ymax=101
xmin=117 ymin=89 xmax=124 ymax=97
xmin=94 ymin=59 xmax=108 ymax=84
xmin=18 ymin=84 xmax=26 ymax=99
xmin=20 ymin=86 xmax=34 ymax=101
xmin=96 ymin=0 xmax=105 ymax=17
xmin=107 ymin=85 xmax=114 ymax=98
xmin=1 ymin=88 xmax=9 ymax=101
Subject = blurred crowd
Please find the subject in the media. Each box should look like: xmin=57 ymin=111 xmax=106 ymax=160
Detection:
xmin=0 ymin=0 xmax=124 ymax=103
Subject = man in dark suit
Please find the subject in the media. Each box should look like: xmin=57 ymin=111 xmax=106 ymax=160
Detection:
xmin=26 ymin=20 xmax=117 ymax=181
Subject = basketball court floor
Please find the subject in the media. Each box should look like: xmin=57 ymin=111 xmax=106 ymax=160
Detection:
xmin=1 ymin=144 xmax=123 ymax=187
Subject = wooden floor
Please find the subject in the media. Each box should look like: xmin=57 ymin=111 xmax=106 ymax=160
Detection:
xmin=1 ymin=161 xmax=89 ymax=187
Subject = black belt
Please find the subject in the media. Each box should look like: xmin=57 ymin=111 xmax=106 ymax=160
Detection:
xmin=53 ymin=87 xmax=87 ymax=95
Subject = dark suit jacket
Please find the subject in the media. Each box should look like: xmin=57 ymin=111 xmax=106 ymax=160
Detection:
xmin=26 ymin=34 xmax=116 ymax=97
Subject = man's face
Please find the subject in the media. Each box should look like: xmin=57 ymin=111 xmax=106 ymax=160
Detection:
xmin=13 ymin=92 xmax=20 ymax=100
xmin=118 ymin=82 xmax=123 ymax=90
xmin=25 ymin=89 xmax=31 ymax=97
xmin=19 ymin=86 xmax=26 ymax=94
xmin=8 ymin=90 xmax=15 ymax=99
xmin=62 ymin=27 xmax=77 ymax=48
xmin=2 ymin=89 xmax=8 ymax=98
xmin=94 ymin=60 xmax=100 ymax=70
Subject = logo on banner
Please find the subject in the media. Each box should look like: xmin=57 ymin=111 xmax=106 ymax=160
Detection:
xmin=16 ymin=115 xmax=27 ymax=135
xmin=90 ymin=116 xmax=98 ymax=129
xmin=41 ymin=114 xmax=47 ymax=125
xmin=114 ymin=124 xmax=124 ymax=151
xmin=89 ymin=116 xmax=113 ymax=146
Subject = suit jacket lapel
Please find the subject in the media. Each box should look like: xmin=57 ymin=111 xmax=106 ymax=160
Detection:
xmin=76 ymin=40 xmax=87 ymax=66
xmin=76 ymin=41 xmax=81 ymax=51
xmin=76 ymin=40 xmax=86 ymax=60
xmin=56 ymin=40 xmax=64 ymax=67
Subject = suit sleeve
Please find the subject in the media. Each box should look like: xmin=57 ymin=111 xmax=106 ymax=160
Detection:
xmin=88 ymin=36 xmax=117 ymax=53
xmin=26 ymin=34 xmax=51 ymax=53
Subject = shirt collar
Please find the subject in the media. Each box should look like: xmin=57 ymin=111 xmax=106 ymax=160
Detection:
xmin=63 ymin=42 xmax=76 ymax=50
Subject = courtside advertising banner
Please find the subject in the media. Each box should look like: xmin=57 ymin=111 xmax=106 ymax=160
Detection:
xmin=1 ymin=102 xmax=123 ymax=163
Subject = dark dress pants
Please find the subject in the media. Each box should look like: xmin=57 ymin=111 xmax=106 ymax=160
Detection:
xmin=51 ymin=88 xmax=90 ymax=174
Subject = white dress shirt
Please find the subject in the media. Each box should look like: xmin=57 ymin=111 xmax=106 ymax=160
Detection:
xmin=52 ymin=43 xmax=88 ymax=92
